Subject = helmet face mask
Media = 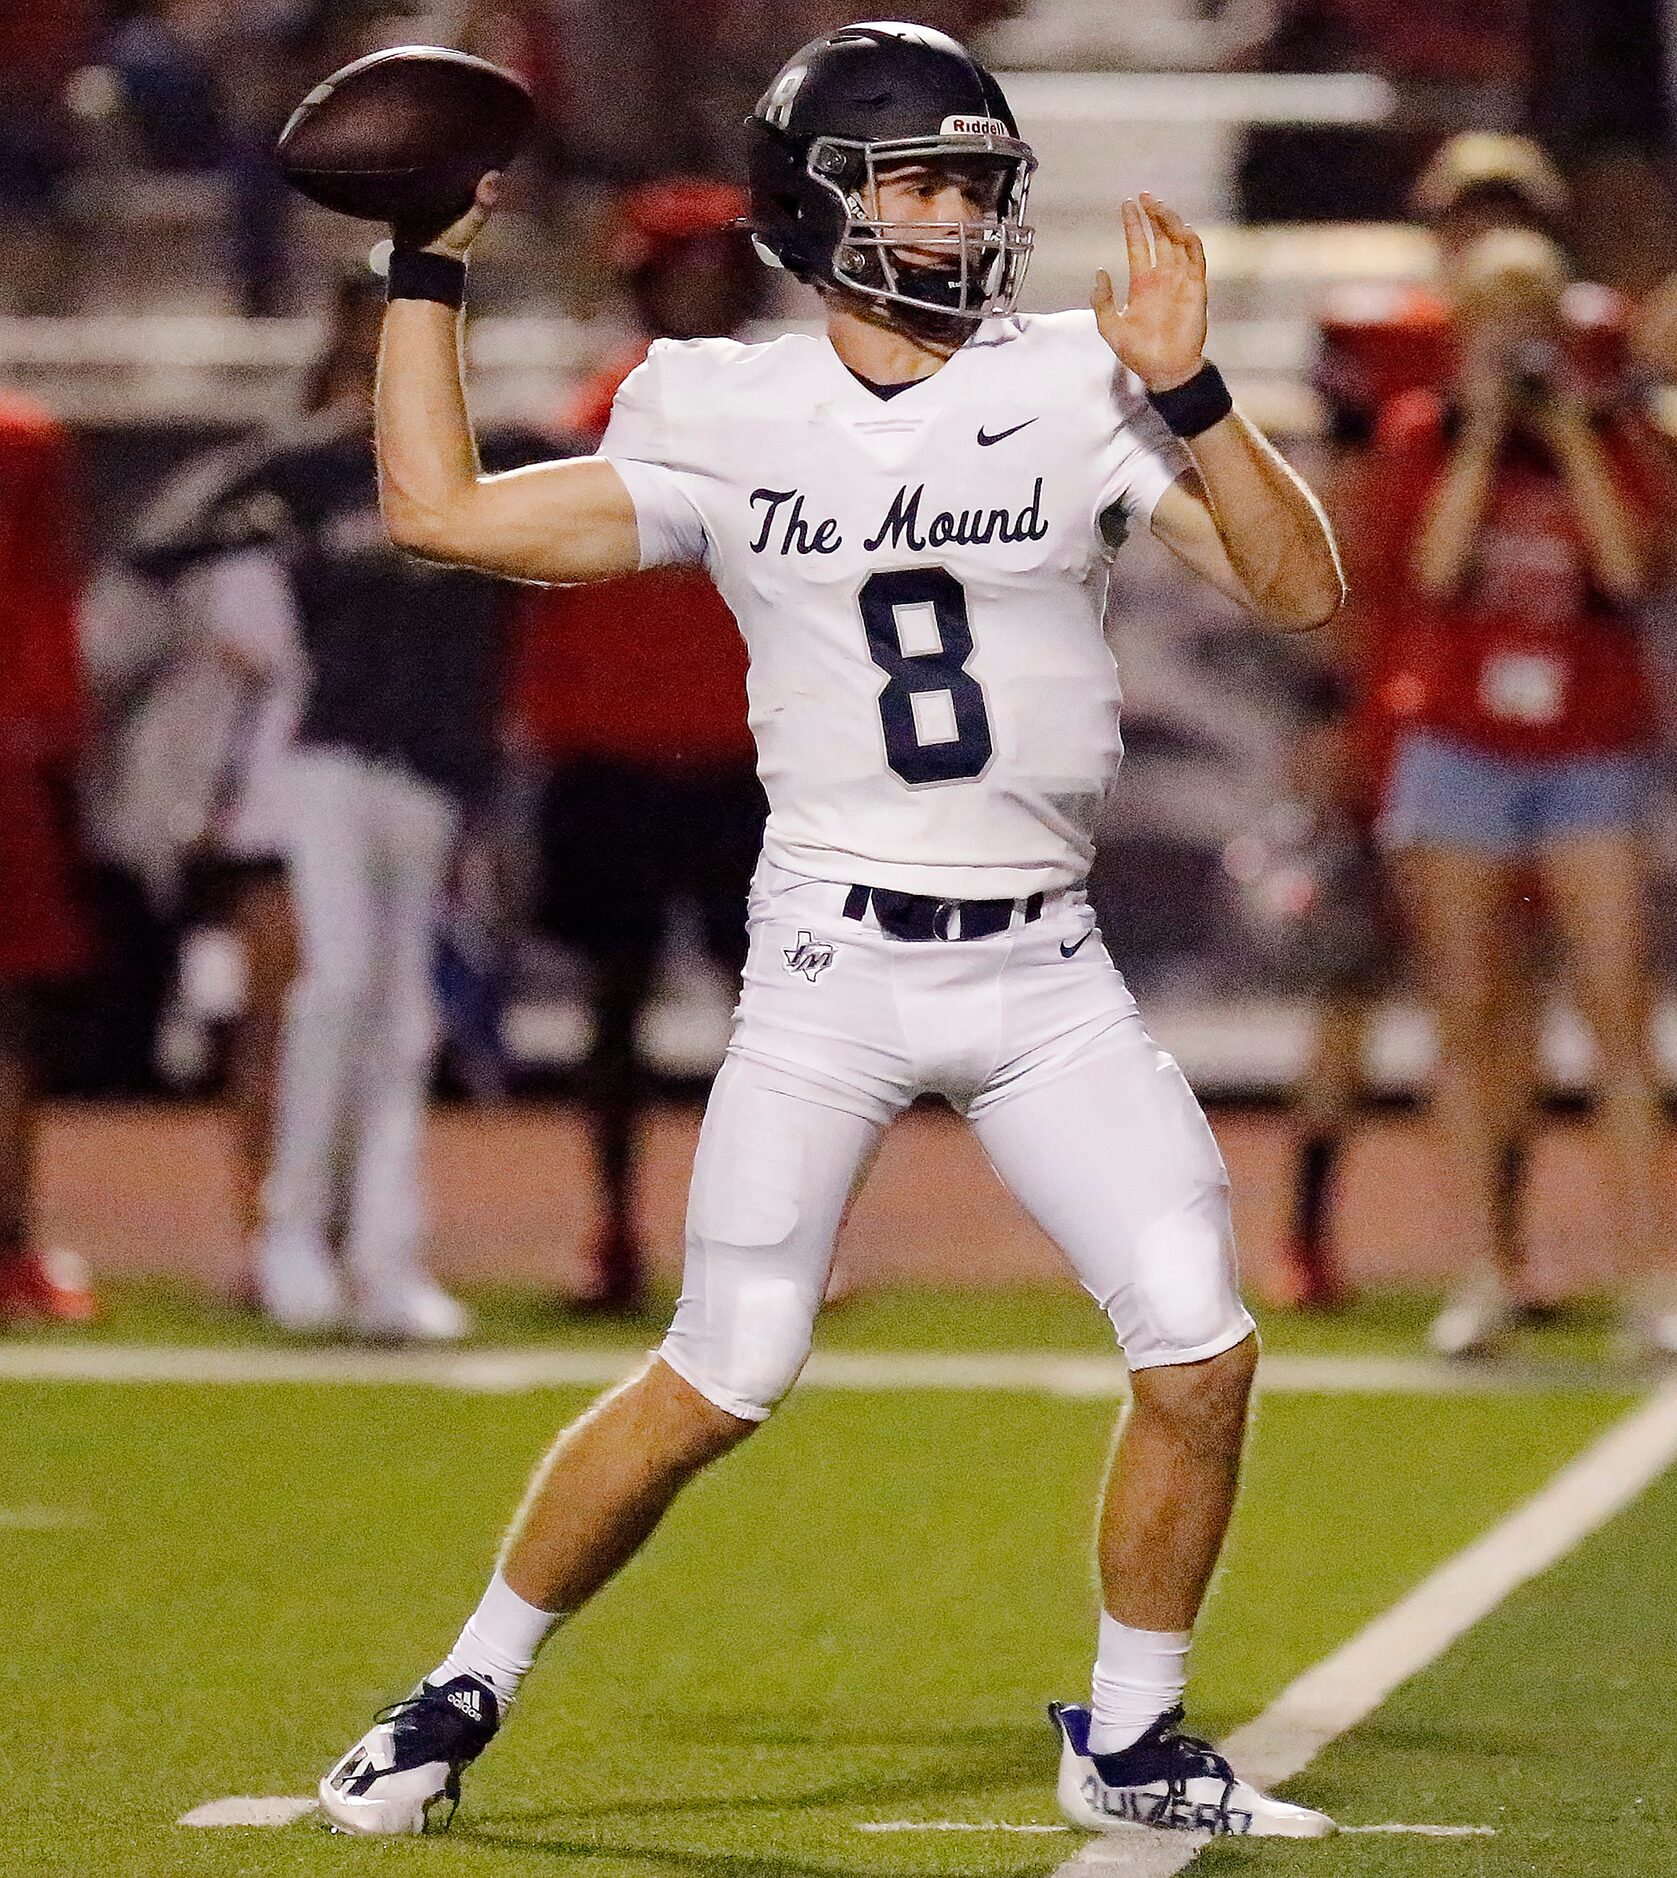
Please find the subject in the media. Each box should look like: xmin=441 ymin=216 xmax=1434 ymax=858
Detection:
xmin=746 ymin=22 xmax=1037 ymax=328
xmin=812 ymin=135 xmax=1035 ymax=319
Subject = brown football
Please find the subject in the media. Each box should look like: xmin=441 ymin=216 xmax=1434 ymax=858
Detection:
xmin=276 ymin=45 xmax=534 ymax=235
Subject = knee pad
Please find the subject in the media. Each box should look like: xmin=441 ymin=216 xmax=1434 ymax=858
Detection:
xmin=1112 ymin=1182 xmax=1252 ymax=1369
xmin=658 ymin=1238 xmax=822 ymax=1423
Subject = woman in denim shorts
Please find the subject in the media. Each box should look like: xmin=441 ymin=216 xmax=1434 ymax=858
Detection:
xmin=1365 ymin=230 xmax=1671 ymax=1357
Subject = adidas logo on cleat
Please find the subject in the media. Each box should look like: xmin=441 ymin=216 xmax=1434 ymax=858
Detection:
xmin=318 ymin=1676 xmax=501 ymax=1837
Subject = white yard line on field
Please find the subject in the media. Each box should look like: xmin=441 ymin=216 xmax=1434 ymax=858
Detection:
xmin=0 ymin=1505 xmax=97 ymax=1530
xmin=1053 ymin=1376 xmax=1677 ymax=1875
xmin=176 ymin=1802 xmax=1505 ymax=1837
xmin=857 ymin=1821 xmax=1072 ymax=1834
xmin=1342 ymin=1824 xmax=1496 ymax=1836
xmin=853 ymin=1820 xmax=1495 ymax=1837
xmin=179 ymin=1796 xmax=317 ymax=1828
xmin=0 ymin=1340 xmax=1606 ymax=1396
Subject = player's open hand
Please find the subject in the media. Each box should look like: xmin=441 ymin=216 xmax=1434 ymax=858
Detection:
xmin=1093 ymin=194 xmax=1208 ymax=392
xmin=418 ymin=171 xmax=502 ymax=260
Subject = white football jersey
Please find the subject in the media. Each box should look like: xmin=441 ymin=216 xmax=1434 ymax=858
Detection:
xmin=600 ymin=310 xmax=1186 ymax=896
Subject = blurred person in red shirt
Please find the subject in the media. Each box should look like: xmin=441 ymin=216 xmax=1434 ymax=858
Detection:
xmin=509 ymin=177 xmax=767 ymax=1311
xmin=1317 ymin=134 xmax=1628 ymax=451
xmin=1279 ymin=134 xmax=1632 ymax=1313
xmin=0 ymin=391 xmax=96 ymax=1326
xmin=1363 ymin=230 xmax=1672 ymax=1357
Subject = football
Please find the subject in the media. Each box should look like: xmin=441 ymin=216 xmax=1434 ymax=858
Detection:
xmin=276 ymin=45 xmax=534 ymax=235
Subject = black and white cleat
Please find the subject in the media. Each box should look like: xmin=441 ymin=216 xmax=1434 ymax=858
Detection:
xmin=1048 ymin=1701 xmax=1335 ymax=1838
xmin=318 ymin=1674 xmax=500 ymax=1836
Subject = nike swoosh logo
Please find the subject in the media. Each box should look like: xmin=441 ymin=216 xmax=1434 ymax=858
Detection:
xmin=977 ymin=418 xmax=1038 ymax=447
xmin=1060 ymin=931 xmax=1093 ymax=958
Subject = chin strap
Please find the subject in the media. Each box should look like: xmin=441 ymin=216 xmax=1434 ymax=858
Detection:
xmin=838 ymin=284 xmax=980 ymax=351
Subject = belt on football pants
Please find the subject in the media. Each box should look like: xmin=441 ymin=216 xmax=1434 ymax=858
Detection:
xmin=841 ymin=882 xmax=1044 ymax=942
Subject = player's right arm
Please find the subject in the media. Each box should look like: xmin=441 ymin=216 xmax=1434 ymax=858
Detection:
xmin=376 ymin=177 xmax=643 ymax=585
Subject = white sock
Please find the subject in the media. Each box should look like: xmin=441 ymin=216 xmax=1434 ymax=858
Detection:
xmin=433 ymin=1570 xmax=561 ymax=1709
xmin=1087 ymin=1612 xmax=1191 ymax=1756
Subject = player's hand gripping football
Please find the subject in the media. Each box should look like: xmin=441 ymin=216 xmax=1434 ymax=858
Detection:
xmin=1093 ymin=194 xmax=1208 ymax=393
xmin=414 ymin=171 xmax=502 ymax=259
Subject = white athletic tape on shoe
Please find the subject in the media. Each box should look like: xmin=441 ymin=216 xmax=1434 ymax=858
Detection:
xmin=178 ymin=1796 xmax=318 ymax=1828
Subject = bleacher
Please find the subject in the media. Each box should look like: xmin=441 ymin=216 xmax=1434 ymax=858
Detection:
xmin=1 ymin=69 xmax=1428 ymax=435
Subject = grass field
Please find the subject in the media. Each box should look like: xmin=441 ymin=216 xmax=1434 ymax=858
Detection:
xmin=0 ymin=1287 xmax=1667 ymax=1877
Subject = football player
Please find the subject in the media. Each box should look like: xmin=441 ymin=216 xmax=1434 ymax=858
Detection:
xmin=319 ymin=21 xmax=1343 ymax=1840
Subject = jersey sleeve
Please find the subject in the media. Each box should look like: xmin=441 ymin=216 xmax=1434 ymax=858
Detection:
xmin=597 ymin=345 xmax=712 ymax=572
xmin=1095 ymin=379 xmax=1188 ymax=537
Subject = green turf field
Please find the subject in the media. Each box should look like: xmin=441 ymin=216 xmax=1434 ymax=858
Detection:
xmin=0 ymin=1287 xmax=1665 ymax=1876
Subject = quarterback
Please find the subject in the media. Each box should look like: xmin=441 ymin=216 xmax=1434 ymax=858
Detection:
xmin=320 ymin=21 xmax=1344 ymax=1841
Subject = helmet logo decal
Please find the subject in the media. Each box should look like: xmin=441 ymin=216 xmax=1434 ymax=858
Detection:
xmin=762 ymin=64 xmax=807 ymax=130
xmin=941 ymin=115 xmax=1009 ymax=137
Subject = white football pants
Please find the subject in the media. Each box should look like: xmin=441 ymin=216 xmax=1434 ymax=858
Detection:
xmin=261 ymin=748 xmax=458 ymax=1280
xmin=659 ymin=859 xmax=1255 ymax=1421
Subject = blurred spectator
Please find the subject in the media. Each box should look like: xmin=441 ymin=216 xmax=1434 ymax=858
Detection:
xmin=1281 ymin=135 xmax=1630 ymax=1313
xmin=1290 ymin=0 xmax=1528 ymax=89
xmin=509 ymin=178 xmax=766 ymax=1310
xmin=1235 ymin=672 xmax=1392 ymax=1310
xmin=72 ymin=2 xmax=326 ymax=313
xmin=1315 ymin=135 xmax=1630 ymax=449
xmin=1238 ymin=0 xmax=1531 ymax=221
xmin=1359 ymin=231 xmax=1674 ymax=1357
xmin=115 ymin=512 xmax=309 ymax=1236
xmin=97 ymin=1 xmax=229 ymax=172
xmin=214 ymin=6 xmax=322 ymax=319
xmin=0 ymin=3 xmax=100 ymax=312
xmin=571 ymin=4 xmax=1021 ymax=179
xmin=138 ymin=268 xmax=547 ymax=1339
xmin=0 ymin=390 xmax=98 ymax=1327
xmin=1527 ymin=0 xmax=1677 ymax=292
xmin=1245 ymin=1 xmax=1677 ymax=275
xmin=193 ymin=554 xmax=308 ymax=1236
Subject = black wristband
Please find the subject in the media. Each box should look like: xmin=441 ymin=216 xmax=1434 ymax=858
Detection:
xmin=1147 ymin=361 xmax=1232 ymax=439
xmin=387 ymin=249 xmax=467 ymax=310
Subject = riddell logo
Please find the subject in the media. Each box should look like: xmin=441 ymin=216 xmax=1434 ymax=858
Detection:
xmin=941 ymin=114 xmax=1008 ymax=137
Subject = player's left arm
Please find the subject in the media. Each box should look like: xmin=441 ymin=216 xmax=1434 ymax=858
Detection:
xmin=1096 ymin=196 xmax=1345 ymax=631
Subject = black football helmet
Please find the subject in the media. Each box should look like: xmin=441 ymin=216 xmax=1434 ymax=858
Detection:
xmin=745 ymin=21 xmax=1035 ymax=323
